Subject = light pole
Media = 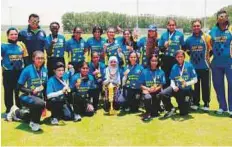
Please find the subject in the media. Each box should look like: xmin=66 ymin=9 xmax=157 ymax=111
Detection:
xmin=136 ymin=0 xmax=139 ymax=29
xmin=9 ymin=6 xmax=12 ymax=26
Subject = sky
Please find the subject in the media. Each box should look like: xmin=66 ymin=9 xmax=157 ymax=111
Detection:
xmin=1 ymin=0 xmax=232 ymax=25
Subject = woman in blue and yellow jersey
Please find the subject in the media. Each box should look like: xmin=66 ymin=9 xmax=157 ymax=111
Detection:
xmin=45 ymin=22 xmax=66 ymax=78
xmin=88 ymin=52 xmax=106 ymax=112
xmin=104 ymin=27 xmax=125 ymax=67
xmin=137 ymin=25 xmax=159 ymax=68
xmin=17 ymin=51 xmax=47 ymax=131
xmin=69 ymin=61 xmax=96 ymax=121
xmin=118 ymin=29 xmax=138 ymax=65
xmin=122 ymin=51 xmax=143 ymax=113
xmin=66 ymin=27 xmax=88 ymax=72
xmin=1 ymin=27 xmax=28 ymax=115
xmin=185 ymin=19 xmax=212 ymax=111
xmin=86 ymin=26 xmax=106 ymax=62
xmin=209 ymin=10 xmax=232 ymax=117
xmin=158 ymin=19 xmax=185 ymax=88
xmin=139 ymin=55 xmax=166 ymax=121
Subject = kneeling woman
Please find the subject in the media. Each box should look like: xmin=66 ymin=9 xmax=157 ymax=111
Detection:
xmin=122 ymin=51 xmax=143 ymax=112
xmin=139 ymin=55 xmax=166 ymax=121
xmin=46 ymin=62 xmax=72 ymax=125
xmin=16 ymin=51 xmax=47 ymax=131
xmin=159 ymin=50 xmax=198 ymax=117
xmin=70 ymin=61 xmax=96 ymax=121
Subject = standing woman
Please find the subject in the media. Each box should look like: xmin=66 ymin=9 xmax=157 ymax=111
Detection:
xmin=69 ymin=61 xmax=96 ymax=121
xmin=122 ymin=51 xmax=143 ymax=112
xmin=137 ymin=25 xmax=159 ymax=68
xmin=46 ymin=22 xmax=66 ymax=78
xmin=86 ymin=26 xmax=106 ymax=62
xmin=119 ymin=29 xmax=138 ymax=65
xmin=66 ymin=27 xmax=88 ymax=71
xmin=17 ymin=51 xmax=47 ymax=131
xmin=104 ymin=27 xmax=125 ymax=67
xmin=88 ymin=52 xmax=106 ymax=112
xmin=209 ymin=10 xmax=232 ymax=116
xmin=139 ymin=55 xmax=166 ymax=121
xmin=185 ymin=19 xmax=212 ymax=111
xmin=1 ymin=27 xmax=28 ymax=115
xmin=158 ymin=19 xmax=185 ymax=88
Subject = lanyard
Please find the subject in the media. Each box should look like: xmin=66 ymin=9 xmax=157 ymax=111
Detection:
xmin=56 ymin=77 xmax=68 ymax=87
xmin=33 ymin=65 xmax=43 ymax=85
xmin=169 ymin=31 xmax=175 ymax=41
xmin=178 ymin=62 xmax=185 ymax=77
xmin=150 ymin=69 xmax=157 ymax=84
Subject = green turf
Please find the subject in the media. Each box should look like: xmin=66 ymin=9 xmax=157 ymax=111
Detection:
xmin=1 ymin=34 xmax=232 ymax=146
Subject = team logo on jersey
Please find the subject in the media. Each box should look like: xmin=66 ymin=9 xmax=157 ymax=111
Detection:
xmin=43 ymin=72 xmax=47 ymax=78
xmin=27 ymin=32 xmax=32 ymax=36
xmin=175 ymin=36 xmax=180 ymax=40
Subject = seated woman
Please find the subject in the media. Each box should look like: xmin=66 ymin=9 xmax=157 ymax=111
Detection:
xmin=122 ymin=51 xmax=143 ymax=113
xmin=46 ymin=62 xmax=72 ymax=125
xmin=139 ymin=55 xmax=166 ymax=121
xmin=158 ymin=50 xmax=198 ymax=117
xmin=6 ymin=51 xmax=47 ymax=132
xmin=88 ymin=51 xmax=106 ymax=112
xmin=69 ymin=61 xmax=96 ymax=121
xmin=103 ymin=56 xmax=121 ymax=113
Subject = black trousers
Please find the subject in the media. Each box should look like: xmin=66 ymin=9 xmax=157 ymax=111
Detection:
xmin=47 ymin=57 xmax=65 ymax=78
xmin=71 ymin=94 xmax=94 ymax=116
xmin=193 ymin=69 xmax=211 ymax=107
xmin=46 ymin=99 xmax=65 ymax=119
xmin=161 ymin=56 xmax=177 ymax=88
xmin=124 ymin=88 xmax=141 ymax=112
xmin=91 ymin=88 xmax=101 ymax=111
xmin=3 ymin=70 xmax=21 ymax=113
xmin=143 ymin=92 xmax=160 ymax=117
xmin=20 ymin=95 xmax=45 ymax=123
xmin=159 ymin=86 xmax=192 ymax=115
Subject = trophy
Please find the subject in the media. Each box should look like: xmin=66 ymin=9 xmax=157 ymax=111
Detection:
xmin=178 ymin=76 xmax=186 ymax=88
xmin=108 ymin=82 xmax=116 ymax=115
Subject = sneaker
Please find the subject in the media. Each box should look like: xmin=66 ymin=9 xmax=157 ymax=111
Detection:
xmin=228 ymin=111 xmax=232 ymax=118
xmin=29 ymin=121 xmax=40 ymax=131
xmin=6 ymin=105 xmax=20 ymax=121
xmin=51 ymin=118 xmax=59 ymax=125
xmin=142 ymin=114 xmax=152 ymax=121
xmin=201 ymin=107 xmax=209 ymax=112
xmin=190 ymin=105 xmax=198 ymax=110
xmin=216 ymin=109 xmax=224 ymax=115
xmin=125 ymin=108 xmax=130 ymax=112
xmin=74 ymin=114 xmax=82 ymax=122
xmin=164 ymin=108 xmax=175 ymax=118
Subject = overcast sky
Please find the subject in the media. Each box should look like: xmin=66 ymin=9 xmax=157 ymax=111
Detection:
xmin=1 ymin=0 xmax=232 ymax=25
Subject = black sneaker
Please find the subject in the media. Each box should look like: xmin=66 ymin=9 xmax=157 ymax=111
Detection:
xmin=142 ymin=114 xmax=152 ymax=121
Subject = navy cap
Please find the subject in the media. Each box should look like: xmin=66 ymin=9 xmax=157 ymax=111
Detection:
xmin=148 ymin=25 xmax=157 ymax=31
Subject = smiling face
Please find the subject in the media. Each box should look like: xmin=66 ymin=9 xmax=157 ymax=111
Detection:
xmin=107 ymin=28 xmax=115 ymax=40
xmin=92 ymin=52 xmax=100 ymax=64
xmin=7 ymin=30 xmax=18 ymax=41
xmin=33 ymin=52 xmax=45 ymax=68
xmin=167 ymin=20 xmax=176 ymax=33
xmin=55 ymin=67 xmax=65 ymax=78
xmin=129 ymin=52 xmax=137 ymax=65
xmin=29 ymin=16 xmax=39 ymax=30
xmin=176 ymin=53 xmax=185 ymax=65
xmin=50 ymin=23 xmax=59 ymax=36
xmin=93 ymin=29 xmax=101 ymax=39
xmin=123 ymin=30 xmax=131 ymax=41
xmin=80 ymin=63 xmax=89 ymax=76
xmin=150 ymin=56 xmax=158 ymax=69
xmin=192 ymin=21 xmax=202 ymax=35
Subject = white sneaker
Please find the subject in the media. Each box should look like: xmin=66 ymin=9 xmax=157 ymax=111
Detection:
xmin=6 ymin=105 xmax=20 ymax=121
xmin=29 ymin=121 xmax=40 ymax=131
xmin=164 ymin=108 xmax=175 ymax=118
xmin=216 ymin=109 xmax=224 ymax=115
xmin=228 ymin=111 xmax=232 ymax=117
xmin=125 ymin=108 xmax=130 ymax=112
xmin=74 ymin=114 xmax=82 ymax=122
xmin=190 ymin=105 xmax=198 ymax=110
xmin=201 ymin=107 xmax=209 ymax=112
xmin=51 ymin=118 xmax=59 ymax=125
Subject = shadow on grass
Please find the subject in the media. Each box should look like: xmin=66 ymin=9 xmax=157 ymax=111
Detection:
xmin=207 ymin=110 xmax=230 ymax=118
xmin=158 ymin=113 xmax=194 ymax=122
xmin=15 ymin=123 xmax=44 ymax=134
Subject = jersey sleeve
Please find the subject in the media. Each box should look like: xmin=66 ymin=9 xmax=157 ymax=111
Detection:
xmin=46 ymin=78 xmax=54 ymax=95
xmin=18 ymin=67 xmax=29 ymax=85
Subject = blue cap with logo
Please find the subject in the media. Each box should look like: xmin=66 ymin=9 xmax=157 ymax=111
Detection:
xmin=148 ymin=25 xmax=157 ymax=31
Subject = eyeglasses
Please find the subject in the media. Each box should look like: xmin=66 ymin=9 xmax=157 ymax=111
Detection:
xmin=35 ymin=57 xmax=44 ymax=60
xmin=110 ymin=61 xmax=117 ymax=63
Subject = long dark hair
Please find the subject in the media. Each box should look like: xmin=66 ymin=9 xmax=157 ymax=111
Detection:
xmin=148 ymin=54 xmax=160 ymax=68
xmin=122 ymin=29 xmax=137 ymax=50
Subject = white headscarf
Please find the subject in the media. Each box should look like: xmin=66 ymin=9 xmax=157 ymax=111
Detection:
xmin=104 ymin=56 xmax=121 ymax=85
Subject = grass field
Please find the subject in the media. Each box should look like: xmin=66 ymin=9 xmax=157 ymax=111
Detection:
xmin=1 ymin=34 xmax=232 ymax=146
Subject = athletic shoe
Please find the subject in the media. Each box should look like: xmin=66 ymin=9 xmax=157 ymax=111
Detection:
xmin=190 ymin=105 xmax=198 ymax=110
xmin=51 ymin=118 xmax=59 ymax=125
xmin=29 ymin=121 xmax=40 ymax=131
xmin=74 ymin=114 xmax=82 ymax=122
xmin=6 ymin=105 xmax=20 ymax=121
xmin=125 ymin=108 xmax=130 ymax=112
xmin=163 ymin=108 xmax=175 ymax=118
xmin=216 ymin=109 xmax=224 ymax=115
xmin=228 ymin=111 xmax=232 ymax=118
xmin=201 ymin=107 xmax=209 ymax=112
xmin=142 ymin=114 xmax=152 ymax=121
